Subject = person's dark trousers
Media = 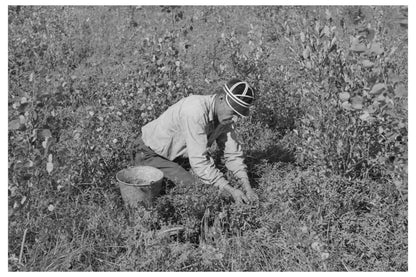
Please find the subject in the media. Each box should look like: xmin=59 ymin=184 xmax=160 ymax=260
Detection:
xmin=133 ymin=138 xmax=200 ymax=188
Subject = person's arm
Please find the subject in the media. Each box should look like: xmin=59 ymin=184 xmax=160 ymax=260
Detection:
xmin=180 ymin=111 xmax=228 ymax=189
xmin=216 ymin=125 xmax=258 ymax=202
xmin=181 ymin=113 xmax=249 ymax=203
xmin=216 ymin=127 xmax=248 ymax=179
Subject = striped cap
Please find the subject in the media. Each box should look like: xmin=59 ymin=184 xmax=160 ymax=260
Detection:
xmin=223 ymin=78 xmax=255 ymax=117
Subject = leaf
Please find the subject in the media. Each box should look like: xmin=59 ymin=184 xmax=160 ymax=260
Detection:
xmin=362 ymin=60 xmax=374 ymax=68
xmin=377 ymin=94 xmax=386 ymax=102
xmin=367 ymin=29 xmax=376 ymax=41
xmin=42 ymin=138 xmax=49 ymax=149
xmin=311 ymin=241 xmax=322 ymax=252
xmin=341 ymin=101 xmax=352 ymax=110
xmin=358 ymin=28 xmax=376 ymax=42
xmin=25 ymin=160 xmax=34 ymax=168
xmin=315 ymin=21 xmax=321 ymax=34
xmin=397 ymin=18 xmax=408 ymax=28
xmin=351 ymin=96 xmax=364 ymax=110
xmin=9 ymin=185 xmax=17 ymax=197
xmin=138 ymin=104 xmax=147 ymax=112
xmin=370 ymin=83 xmax=386 ymax=95
xmin=300 ymin=32 xmax=305 ymax=43
xmin=47 ymin=162 xmax=53 ymax=174
xmin=339 ymin=92 xmax=350 ymax=101
xmin=359 ymin=111 xmax=371 ymax=121
xmin=9 ymin=119 xmax=21 ymax=130
xmin=325 ymin=8 xmax=332 ymax=20
xmin=303 ymin=47 xmax=310 ymax=59
xmin=321 ymin=252 xmax=330 ymax=260
xmin=321 ymin=25 xmax=330 ymax=37
xmin=369 ymin=42 xmax=384 ymax=55
xmin=336 ymin=139 xmax=343 ymax=155
xmin=350 ymin=37 xmax=367 ymax=53
xmin=366 ymin=104 xmax=377 ymax=114
xmin=18 ymin=102 xmax=29 ymax=113
xmin=395 ymin=84 xmax=407 ymax=98
xmin=41 ymin=129 xmax=52 ymax=139
xmin=47 ymin=154 xmax=53 ymax=174
xmin=19 ymin=115 xmax=26 ymax=124
xmin=330 ymin=36 xmax=337 ymax=47
xmin=378 ymin=126 xmax=384 ymax=134
xmin=389 ymin=73 xmax=402 ymax=84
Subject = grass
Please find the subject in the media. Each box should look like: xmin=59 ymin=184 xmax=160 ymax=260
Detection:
xmin=8 ymin=161 xmax=407 ymax=271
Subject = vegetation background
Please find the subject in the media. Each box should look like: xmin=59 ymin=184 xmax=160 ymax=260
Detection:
xmin=8 ymin=5 xmax=408 ymax=271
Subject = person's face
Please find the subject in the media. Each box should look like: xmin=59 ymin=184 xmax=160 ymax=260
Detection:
xmin=217 ymin=97 xmax=240 ymax=125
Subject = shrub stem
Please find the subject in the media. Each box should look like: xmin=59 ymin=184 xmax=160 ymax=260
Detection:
xmin=18 ymin=229 xmax=28 ymax=265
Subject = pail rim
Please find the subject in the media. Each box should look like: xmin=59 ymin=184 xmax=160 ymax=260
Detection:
xmin=116 ymin=166 xmax=163 ymax=187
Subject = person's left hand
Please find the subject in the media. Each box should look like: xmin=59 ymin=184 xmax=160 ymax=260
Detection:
xmin=241 ymin=178 xmax=259 ymax=203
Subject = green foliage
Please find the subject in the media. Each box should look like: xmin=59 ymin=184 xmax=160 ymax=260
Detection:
xmin=8 ymin=6 xmax=407 ymax=271
xmin=280 ymin=7 xmax=407 ymax=185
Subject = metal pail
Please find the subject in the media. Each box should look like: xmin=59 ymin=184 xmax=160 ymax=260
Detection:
xmin=116 ymin=166 xmax=163 ymax=208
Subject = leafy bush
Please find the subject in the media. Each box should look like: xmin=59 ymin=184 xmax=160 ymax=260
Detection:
xmin=284 ymin=7 xmax=408 ymax=184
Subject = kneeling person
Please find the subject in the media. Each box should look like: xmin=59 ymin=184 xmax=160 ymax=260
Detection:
xmin=134 ymin=78 xmax=258 ymax=204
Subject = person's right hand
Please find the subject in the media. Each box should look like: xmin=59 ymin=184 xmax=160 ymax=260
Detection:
xmin=245 ymin=188 xmax=259 ymax=203
xmin=230 ymin=188 xmax=249 ymax=204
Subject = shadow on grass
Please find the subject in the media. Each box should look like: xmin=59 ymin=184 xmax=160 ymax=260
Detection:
xmin=245 ymin=144 xmax=296 ymax=189
xmin=248 ymin=144 xmax=296 ymax=164
xmin=148 ymin=144 xmax=296 ymax=192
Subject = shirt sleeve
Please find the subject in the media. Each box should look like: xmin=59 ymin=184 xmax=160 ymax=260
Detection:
xmin=216 ymin=125 xmax=249 ymax=181
xmin=180 ymin=111 xmax=229 ymax=189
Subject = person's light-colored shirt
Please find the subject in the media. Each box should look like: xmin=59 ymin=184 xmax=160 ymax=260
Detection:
xmin=141 ymin=94 xmax=248 ymax=189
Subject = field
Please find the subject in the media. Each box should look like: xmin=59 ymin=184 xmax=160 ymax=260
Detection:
xmin=8 ymin=6 xmax=408 ymax=271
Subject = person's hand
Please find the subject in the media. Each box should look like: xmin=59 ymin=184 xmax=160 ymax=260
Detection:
xmin=230 ymin=188 xmax=249 ymax=204
xmin=245 ymin=187 xmax=259 ymax=203
xmin=240 ymin=178 xmax=259 ymax=203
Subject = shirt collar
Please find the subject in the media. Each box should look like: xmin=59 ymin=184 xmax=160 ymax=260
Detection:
xmin=208 ymin=94 xmax=216 ymax=123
